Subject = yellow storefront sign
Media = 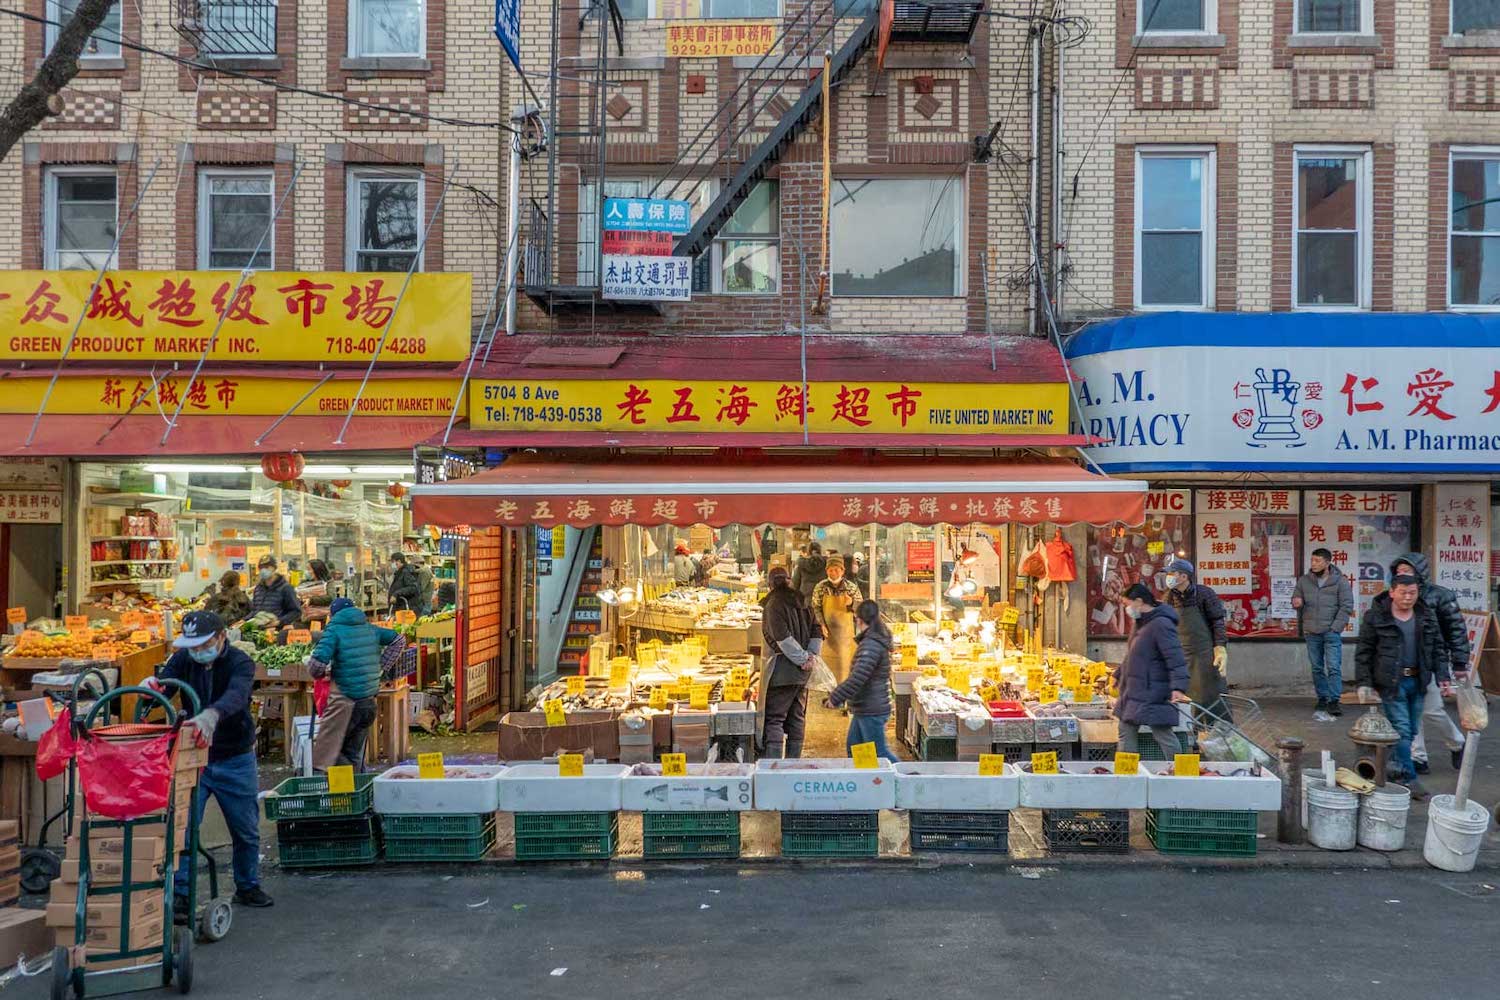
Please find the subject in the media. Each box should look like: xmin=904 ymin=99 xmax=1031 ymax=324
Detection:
xmin=0 ymin=375 xmax=464 ymax=418
xmin=0 ymin=271 xmax=470 ymax=363
xmin=666 ymin=20 xmax=777 ymax=58
xmin=470 ymin=379 xmax=1067 ymax=436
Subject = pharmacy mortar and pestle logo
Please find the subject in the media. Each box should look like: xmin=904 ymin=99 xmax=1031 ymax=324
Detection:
xmin=1246 ymin=367 xmax=1309 ymax=448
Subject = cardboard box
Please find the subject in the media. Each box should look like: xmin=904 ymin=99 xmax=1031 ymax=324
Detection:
xmin=497 ymin=711 xmax=619 ymax=762
xmin=71 ymin=834 xmax=165 ymax=863
xmin=0 ymin=847 xmax=19 ymax=874
xmin=618 ymin=744 xmax=654 ymax=765
xmin=174 ymin=743 xmax=208 ymax=771
xmin=54 ymin=916 xmax=164 ymax=951
xmin=60 ymin=857 xmax=162 ymax=886
xmin=0 ymin=908 xmax=50 ymax=961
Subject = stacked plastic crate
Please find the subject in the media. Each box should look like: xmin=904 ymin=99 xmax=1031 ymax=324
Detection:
xmin=755 ymin=759 xmax=896 ymax=858
xmin=498 ymin=764 xmax=627 ymax=861
xmin=622 ymin=763 xmax=753 ymax=859
xmin=372 ymin=764 xmax=507 ymax=862
xmin=265 ymin=775 xmax=380 ymax=868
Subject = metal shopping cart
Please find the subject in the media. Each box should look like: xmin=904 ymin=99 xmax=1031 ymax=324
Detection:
xmin=1188 ymin=694 xmax=1284 ymax=776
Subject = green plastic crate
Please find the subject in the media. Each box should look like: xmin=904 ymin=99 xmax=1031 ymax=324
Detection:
xmin=265 ymin=774 xmax=376 ymax=820
xmin=641 ymin=811 xmax=740 ymax=837
xmin=513 ymin=811 xmax=616 ymax=837
xmin=1134 ymin=731 xmax=1196 ymax=761
xmin=381 ymin=814 xmax=492 ymax=839
xmin=1147 ymin=812 xmax=1256 ymax=857
xmin=781 ymin=830 xmax=878 ymax=858
xmin=278 ymin=836 xmax=379 ymax=868
xmin=385 ymin=821 xmax=496 ymax=862
xmin=1149 ymin=809 xmax=1257 ymax=835
xmin=919 ymin=733 xmax=957 ymax=762
xmin=642 ymin=832 xmax=741 ymax=859
xmin=514 ymin=821 xmax=617 ymax=862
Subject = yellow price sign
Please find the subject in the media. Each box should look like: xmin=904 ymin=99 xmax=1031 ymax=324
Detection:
xmin=1026 ymin=667 xmax=1044 ymax=691
xmin=609 ymin=659 xmax=630 ymax=688
xmin=689 ymin=684 xmax=711 ymax=710
xmin=1000 ymin=606 xmax=1020 ymax=626
xmin=64 ymin=614 xmax=88 ymax=629
xmin=1173 ymin=753 xmax=1202 ymax=777
xmin=920 ymin=666 xmax=941 ymax=679
xmin=982 ymin=663 xmax=1001 ymax=682
xmin=1059 ymin=664 xmax=1081 ymax=688
xmin=669 ymin=681 xmax=691 ymax=701
xmin=286 ymin=628 xmax=313 ymax=645
xmin=661 ymin=752 xmax=687 ymax=777
xmin=128 ymin=630 xmax=152 ymax=644
xmin=851 ymin=742 xmax=878 ymax=769
xmin=566 ymin=675 xmax=586 ymax=696
xmin=326 ymin=764 xmax=355 ymax=794
xmin=978 ymin=680 xmax=998 ymax=703
xmin=977 ymin=753 xmax=1005 ymax=776
xmin=119 ymin=610 xmax=143 ymax=628
xmin=1030 ymin=750 xmax=1060 ymax=775
xmin=1087 ymin=662 xmax=1110 ymax=683
xmin=558 ymin=753 xmax=584 ymax=777
xmin=417 ymin=752 xmax=446 ymax=779
xmin=1072 ymin=685 xmax=1093 ymax=704
xmin=1038 ymin=683 xmax=1059 ymax=705
xmin=944 ymin=665 xmax=970 ymax=692
xmin=1113 ymin=751 xmax=1140 ymax=775
xmin=728 ymin=667 xmax=750 ymax=690
xmin=543 ymin=699 xmax=566 ymax=727
xmin=648 ymin=687 xmax=669 ymax=710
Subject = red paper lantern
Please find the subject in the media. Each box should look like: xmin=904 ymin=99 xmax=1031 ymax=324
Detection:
xmin=260 ymin=452 xmax=305 ymax=483
xmin=331 ymin=479 xmax=353 ymax=489
xmin=386 ymin=483 xmax=408 ymax=500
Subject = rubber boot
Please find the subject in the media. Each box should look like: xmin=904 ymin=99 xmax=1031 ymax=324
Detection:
xmin=785 ymin=740 xmax=803 ymax=760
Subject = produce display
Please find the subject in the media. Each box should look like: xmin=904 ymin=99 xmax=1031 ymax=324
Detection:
xmin=254 ymin=643 xmax=312 ymax=669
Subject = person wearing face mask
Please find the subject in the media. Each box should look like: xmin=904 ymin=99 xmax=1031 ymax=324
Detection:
xmin=1114 ymin=583 xmax=1192 ymax=760
xmin=149 ymin=611 xmax=271 ymax=913
xmin=1161 ymin=558 xmax=1231 ymax=722
xmin=1292 ymin=547 xmax=1354 ymax=722
xmin=251 ymin=554 xmax=303 ymax=626
xmin=810 ymin=555 xmax=863 ymax=683
xmin=386 ymin=552 xmax=423 ymax=612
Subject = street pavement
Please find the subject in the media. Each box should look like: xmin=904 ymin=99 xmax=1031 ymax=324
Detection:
xmin=12 ymin=866 xmax=1500 ymax=999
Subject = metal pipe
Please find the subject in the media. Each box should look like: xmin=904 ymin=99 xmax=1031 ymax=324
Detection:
xmin=1053 ymin=7 xmax=1066 ymax=321
xmin=505 ymin=122 xmax=524 ymax=337
xmin=1276 ymin=737 xmax=1305 ymax=844
xmin=1029 ymin=22 xmax=1042 ymax=336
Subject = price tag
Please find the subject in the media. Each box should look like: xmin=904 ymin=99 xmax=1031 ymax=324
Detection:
xmin=395 ymin=610 xmax=417 ymax=624
xmin=1026 ymin=666 xmax=1044 ymax=691
xmin=920 ymin=666 xmax=940 ymax=679
xmin=64 ymin=615 xmax=88 ymax=629
xmin=543 ymin=699 xmax=566 ymax=727
xmin=1113 ymin=751 xmax=1140 ymax=775
xmin=5 ymin=608 xmax=26 ymax=626
xmin=566 ymin=675 xmax=586 ymax=696
xmin=118 ymin=610 xmax=143 ymax=628
xmin=978 ymin=680 xmax=998 ymax=703
xmin=1038 ymin=683 xmax=1059 ymax=705
xmin=128 ymin=630 xmax=152 ymax=644
xmin=326 ymin=764 xmax=355 ymax=793
xmin=286 ymin=629 xmax=313 ymax=645
xmin=728 ymin=667 xmax=750 ymax=690
xmin=1087 ymin=662 xmax=1110 ymax=683
xmin=649 ymin=687 xmax=669 ymax=710
xmin=1030 ymin=750 xmax=1059 ymax=775
xmin=558 ymin=753 xmax=584 ymax=778
xmin=1072 ymin=685 xmax=1093 ymax=704
xmin=310 ymin=619 xmax=322 ymax=632
xmin=851 ymin=742 xmax=878 ymax=769
xmin=977 ymin=753 xmax=1005 ymax=776
xmin=17 ymin=629 xmax=41 ymax=642
xmin=944 ymin=665 xmax=970 ymax=692
xmin=143 ymin=611 xmax=163 ymax=628
xmin=982 ymin=663 xmax=1001 ymax=682
xmin=661 ymin=752 xmax=687 ymax=777
xmin=1000 ymin=606 xmax=1020 ymax=626
xmin=1173 ymin=753 xmax=1201 ymax=777
xmin=669 ymin=681 xmax=691 ymax=701
xmin=417 ymin=752 xmax=446 ymax=779
xmin=68 ymin=625 xmax=91 ymax=638
xmin=689 ymin=684 xmax=711 ymax=710
xmin=1059 ymin=664 xmax=1081 ymax=688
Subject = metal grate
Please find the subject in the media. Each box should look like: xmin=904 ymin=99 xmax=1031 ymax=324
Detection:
xmin=172 ymin=0 xmax=278 ymax=56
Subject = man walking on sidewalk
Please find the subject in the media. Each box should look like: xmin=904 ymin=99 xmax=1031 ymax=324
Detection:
xmin=1356 ymin=574 xmax=1446 ymax=799
xmin=1390 ymin=554 xmax=1471 ymax=774
xmin=1293 ymin=547 xmax=1354 ymax=722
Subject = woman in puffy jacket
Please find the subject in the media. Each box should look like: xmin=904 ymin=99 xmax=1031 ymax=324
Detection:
xmin=1114 ymin=583 xmax=1191 ymax=760
xmin=827 ymin=600 xmax=895 ymax=761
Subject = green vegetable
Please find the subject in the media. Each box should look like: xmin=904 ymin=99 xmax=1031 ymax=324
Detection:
xmin=255 ymin=643 xmax=312 ymax=668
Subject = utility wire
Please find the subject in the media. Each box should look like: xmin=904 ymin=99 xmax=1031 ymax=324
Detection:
xmin=1068 ymin=0 xmax=1162 ymax=196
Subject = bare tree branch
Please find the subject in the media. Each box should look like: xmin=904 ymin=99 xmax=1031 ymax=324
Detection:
xmin=0 ymin=0 xmax=120 ymax=162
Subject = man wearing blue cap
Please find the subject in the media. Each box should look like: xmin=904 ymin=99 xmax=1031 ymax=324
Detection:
xmin=150 ymin=609 xmax=270 ymax=912
xmin=308 ymin=597 xmax=400 ymax=770
xmin=1162 ymin=557 xmax=1232 ymax=722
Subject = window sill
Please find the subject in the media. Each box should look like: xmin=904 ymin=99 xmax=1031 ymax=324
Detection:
xmin=1131 ymin=33 xmax=1226 ymax=50
xmin=1443 ymin=31 xmax=1500 ymax=49
xmin=201 ymin=55 xmax=282 ymax=71
xmin=1287 ymin=34 xmax=1380 ymax=50
xmin=340 ymin=56 xmax=431 ymax=72
xmin=76 ymin=57 xmax=126 ymax=71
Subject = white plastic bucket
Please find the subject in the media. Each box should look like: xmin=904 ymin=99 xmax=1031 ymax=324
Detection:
xmin=1357 ymin=783 xmax=1411 ymax=851
xmin=1306 ymin=781 xmax=1359 ymax=850
xmin=1423 ymin=794 xmax=1492 ymax=872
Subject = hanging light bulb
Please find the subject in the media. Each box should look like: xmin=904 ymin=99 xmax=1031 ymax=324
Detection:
xmin=961 ymin=578 xmax=979 ymax=595
xmin=597 ymin=588 xmax=619 ymax=606
xmin=946 ymin=581 xmax=965 ymax=600
xmin=617 ymin=586 xmax=637 ymax=604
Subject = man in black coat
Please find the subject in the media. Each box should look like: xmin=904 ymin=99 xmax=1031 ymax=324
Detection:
xmin=759 ymin=566 xmax=824 ymax=759
xmin=1356 ymin=574 xmax=1446 ymax=797
xmin=1391 ymin=553 xmax=1470 ymax=773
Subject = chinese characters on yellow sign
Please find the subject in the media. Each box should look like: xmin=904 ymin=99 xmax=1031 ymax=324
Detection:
xmin=665 ymin=21 xmax=776 ymax=58
xmin=0 ymin=272 xmax=471 ymax=363
xmin=0 ymin=376 xmax=464 ymax=418
xmin=470 ymin=380 xmax=1067 ymax=436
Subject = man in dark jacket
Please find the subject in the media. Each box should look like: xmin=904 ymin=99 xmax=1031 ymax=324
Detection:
xmin=1115 ymin=584 xmax=1191 ymax=759
xmin=149 ymin=611 xmax=271 ymax=911
xmin=1356 ymin=575 xmax=1446 ymax=795
xmin=759 ymin=566 xmax=824 ymax=759
xmin=251 ymin=555 xmax=303 ymax=626
xmin=309 ymin=597 xmax=400 ymax=770
xmin=791 ymin=543 xmax=826 ymax=601
xmin=1293 ymin=547 xmax=1355 ymax=721
xmin=826 ymin=600 xmax=894 ymax=761
xmin=1391 ymin=553 xmax=1470 ymax=773
xmin=1163 ymin=558 xmax=1231 ymax=721
xmin=386 ymin=552 xmax=422 ymax=612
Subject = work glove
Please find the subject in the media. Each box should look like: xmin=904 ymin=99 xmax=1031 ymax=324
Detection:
xmin=1212 ymin=646 xmax=1228 ymax=675
xmin=306 ymin=657 xmax=330 ymax=680
xmin=1357 ymin=686 xmax=1376 ymax=704
xmin=142 ymin=676 xmax=165 ymax=694
xmin=188 ymin=708 xmax=220 ymax=748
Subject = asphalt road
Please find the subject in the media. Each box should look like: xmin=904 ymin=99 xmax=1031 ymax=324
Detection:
xmin=16 ymin=866 xmax=1499 ymax=999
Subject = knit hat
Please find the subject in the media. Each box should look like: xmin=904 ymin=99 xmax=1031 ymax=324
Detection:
xmin=330 ymin=596 xmax=355 ymax=615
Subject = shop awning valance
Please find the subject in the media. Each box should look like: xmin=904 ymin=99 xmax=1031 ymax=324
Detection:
xmin=0 ymin=414 xmax=449 ymax=457
xmin=411 ymin=456 xmax=1146 ymax=529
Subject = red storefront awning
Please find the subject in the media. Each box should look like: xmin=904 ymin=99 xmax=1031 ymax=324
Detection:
xmin=0 ymin=414 xmax=449 ymax=456
xmin=412 ymin=455 xmax=1146 ymax=529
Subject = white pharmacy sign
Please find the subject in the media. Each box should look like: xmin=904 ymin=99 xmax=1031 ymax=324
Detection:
xmin=602 ymin=255 xmax=692 ymax=302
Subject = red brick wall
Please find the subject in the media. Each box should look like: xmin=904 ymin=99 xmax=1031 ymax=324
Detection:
xmin=1427 ymin=141 xmax=1451 ymax=310
xmin=1371 ymin=142 xmax=1395 ymax=312
xmin=1271 ymin=142 xmax=1294 ymax=311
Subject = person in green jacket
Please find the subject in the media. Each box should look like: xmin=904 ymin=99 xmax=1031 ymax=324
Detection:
xmin=308 ymin=597 xmax=399 ymax=770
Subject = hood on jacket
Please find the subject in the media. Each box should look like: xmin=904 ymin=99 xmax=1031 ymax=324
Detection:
xmin=1389 ymin=552 xmax=1430 ymax=585
xmin=858 ymin=620 xmax=894 ymax=650
xmin=330 ymin=605 xmax=371 ymax=628
xmin=1137 ymin=603 xmax=1180 ymax=628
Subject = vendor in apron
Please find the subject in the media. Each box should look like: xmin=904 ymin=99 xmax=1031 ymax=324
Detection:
xmin=811 ymin=556 xmax=864 ymax=684
xmin=1163 ymin=558 xmax=1232 ymax=722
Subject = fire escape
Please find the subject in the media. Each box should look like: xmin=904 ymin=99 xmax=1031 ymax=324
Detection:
xmin=522 ymin=0 xmax=986 ymax=314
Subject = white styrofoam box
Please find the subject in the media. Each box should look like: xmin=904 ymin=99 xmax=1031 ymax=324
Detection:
xmin=893 ymin=762 xmax=1020 ymax=811
xmin=373 ymin=765 xmax=507 ymax=814
xmin=1142 ymin=762 xmax=1282 ymax=811
xmin=1031 ymin=714 xmax=1080 ymax=742
xmin=620 ymin=763 xmax=755 ymax=811
xmin=497 ymin=764 xmax=627 ymax=813
xmin=1018 ymin=760 xmax=1149 ymax=810
xmin=753 ymin=758 xmax=896 ymax=811
xmin=890 ymin=670 xmax=922 ymax=695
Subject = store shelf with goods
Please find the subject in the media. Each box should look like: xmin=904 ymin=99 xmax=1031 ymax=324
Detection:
xmin=88 ymin=579 xmax=171 ymax=589
xmin=89 ymin=492 xmax=186 ymax=506
xmin=92 ymin=535 xmax=177 ymax=542
xmin=89 ymin=559 xmax=179 ymax=566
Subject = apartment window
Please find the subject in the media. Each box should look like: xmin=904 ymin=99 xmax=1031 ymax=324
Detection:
xmin=717 ymin=181 xmax=778 ymax=294
xmin=1449 ymin=153 xmax=1500 ymax=308
xmin=1139 ymin=0 xmax=1211 ymax=33
xmin=45 ymin=0 xmax=122 ymax=59
xmin=1453 ymin=1 xmax=1500 ymax=33
xmin=1296 ymin=0 xmax=1368 ymax=34
xmin=348 ymin=170 xmax=422 ymax=271
xmin=45 ymin=169 xmax=117 ymax=270
xmin=1294 ymin=148 xmax=1370 ymax=309
xmin=199 ymin=0 xmax=278 ymax=56
xmin=350 ymin=0 xmax=423 ymax=57
xmin=199 ymin=171 xmax=274 ymax=270
xmin=1135 ymin=150 xmax=1213 ymax=309
xmin=831 ymin=177 xmax=961 ymax=297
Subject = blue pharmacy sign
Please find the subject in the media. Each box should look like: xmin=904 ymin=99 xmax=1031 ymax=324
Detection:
xmin=495 ymin=0 xmax=522 ymax=72
xmin=602 ymin=197 xmax=693 ymax=234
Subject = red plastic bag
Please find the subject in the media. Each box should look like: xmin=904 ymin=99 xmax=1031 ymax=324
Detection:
xmin=35 ymin=708 xmax=77 ymax=781
xmin=75 ymin=732 xmax=174 ymax=820
xmin=313 ymin=676 xmax=331 ymax=715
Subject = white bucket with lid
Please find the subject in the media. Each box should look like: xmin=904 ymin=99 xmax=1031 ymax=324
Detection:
xmin=1306 ymin=780 xmax=1359 ymax=850
xmin=1423 ymin=794 xmax=1492 ymax=872
xmin=1357 ymin=783 xmax=1410 ymax=852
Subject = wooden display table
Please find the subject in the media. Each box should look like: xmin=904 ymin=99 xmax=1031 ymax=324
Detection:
xmin=364 ymin=683 xmax=411 ymax=766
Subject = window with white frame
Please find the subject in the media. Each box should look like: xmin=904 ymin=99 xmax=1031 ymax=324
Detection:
xmin=831 ymin=177 xmax=961 ymax=297
xmin=45 ymin=0 xmax=122 ymax=59
xmin=1135 ymin=149 xmax=1213 ymax=309
xmin=199 ymin=0 xmax=278 ymax=56
xmin=1139 ymin=0 xmax=1213 ymax=34
xmin=716 ymin=181 xmax=778 ymax=294
xmin=1294 ymin=148 xmax=1370 ymax=309
xmin=349 ymin=0 xmax=423 ymax=57
xmin=1453 ymin=1 xmax=1500 ymax=33
xmin=1449 ymin=152 xmax=1500 ymax=308
xmin=45 ymin=169 xmax=116 ymax=270
xmin=1296 ymin=0 xmax=1369 ymax=34
xmin=348 ymin=170 xmax=422 ymax=271
xmin=199 ymin=170 xmax=274 ymax=270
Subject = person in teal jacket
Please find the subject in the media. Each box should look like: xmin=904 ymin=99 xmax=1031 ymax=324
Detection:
xmin=308 ymin=597 xmax=399 ymax=770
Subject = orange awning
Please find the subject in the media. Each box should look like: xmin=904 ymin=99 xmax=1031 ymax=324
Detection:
xmin=412 ymin=455 xmax=1145 ymax=528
